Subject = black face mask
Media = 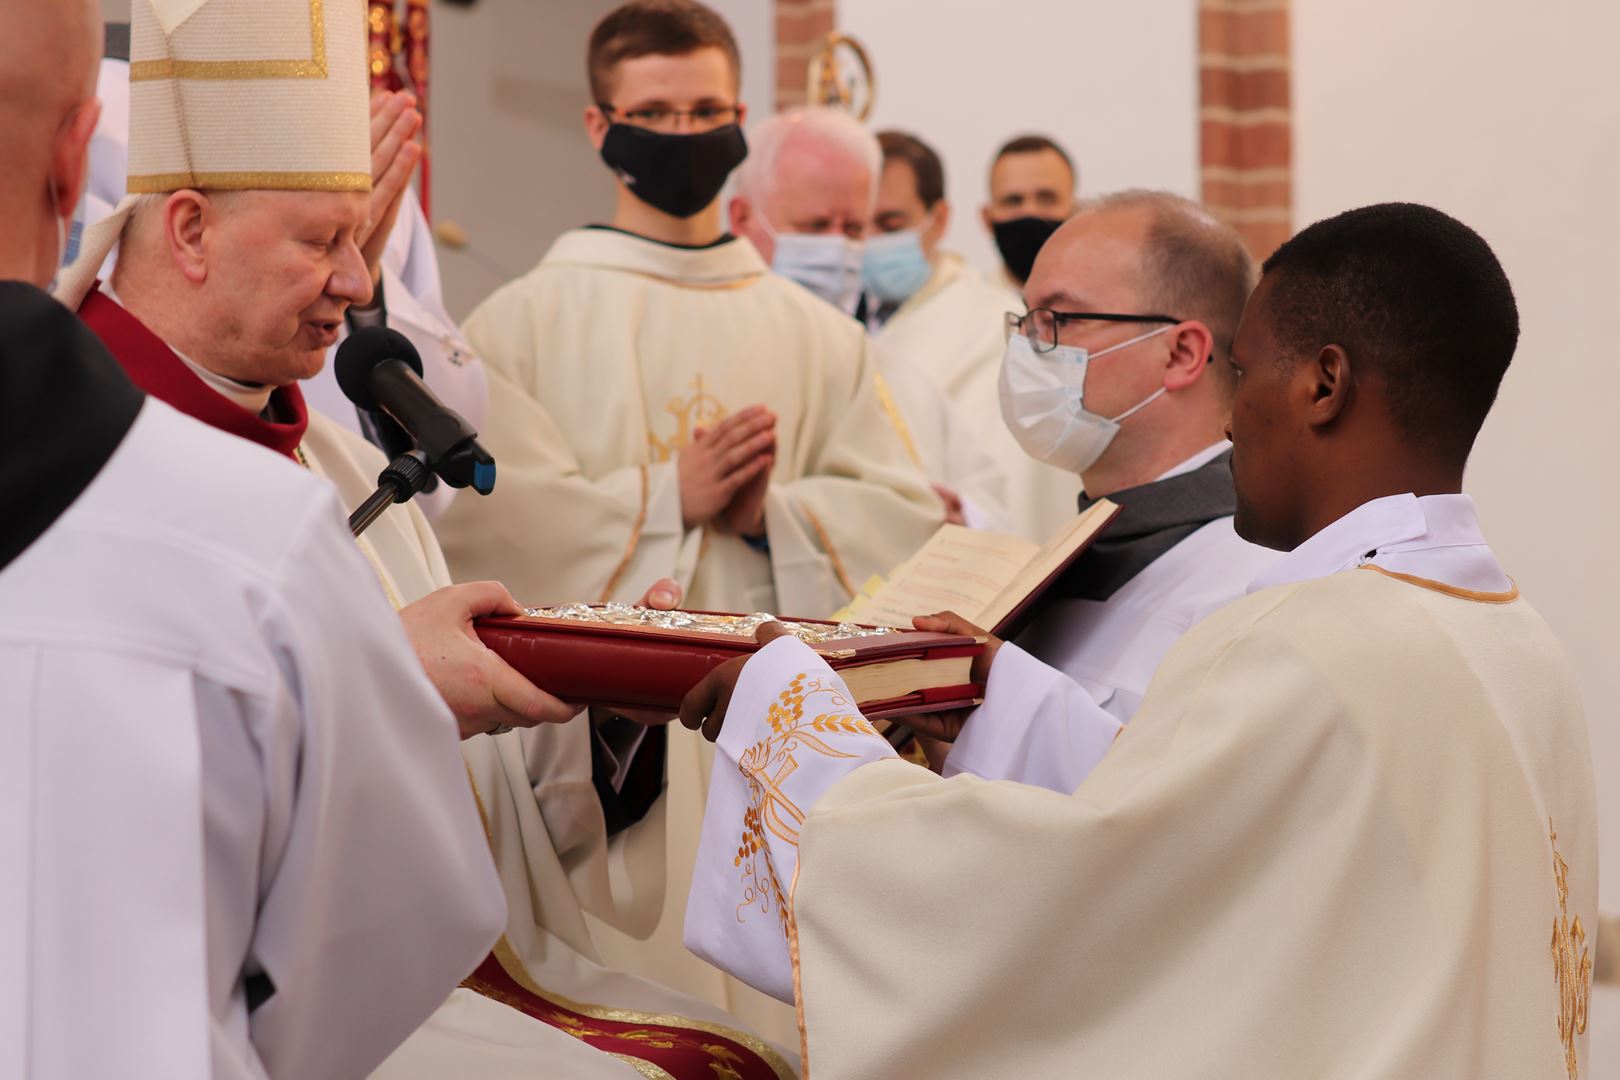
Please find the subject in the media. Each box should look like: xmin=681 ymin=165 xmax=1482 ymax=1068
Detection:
xmin=599 ymin=123 xmax=749 ymax=220
xmin=992 ymin=215 xmax=1064 ymax=283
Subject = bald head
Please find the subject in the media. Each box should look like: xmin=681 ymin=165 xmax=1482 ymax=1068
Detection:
xmin=0 ymin=0 xmax=103 ymax=284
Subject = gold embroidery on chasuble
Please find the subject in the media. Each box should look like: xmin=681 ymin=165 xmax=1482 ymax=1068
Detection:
xmin=649 ymin=375 xmax=728 ymax=463
xmin=1550 ymin=820 xmax=1592 ymax=1079
xmin=734 ymin=675 xmax=878 ymax=934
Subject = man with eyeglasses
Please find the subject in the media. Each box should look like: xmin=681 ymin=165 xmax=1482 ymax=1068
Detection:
xmin=906 ymin=190 xmax=1278 ymax=783
xmin=434 ymin=0 xmax=940 ymax=1050
xmin=866 ymin=128 xmax=1083 ymax=542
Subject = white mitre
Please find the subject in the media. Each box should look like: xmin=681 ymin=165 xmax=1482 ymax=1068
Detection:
xmin=56 ymin=0 xmax=372 ymax=308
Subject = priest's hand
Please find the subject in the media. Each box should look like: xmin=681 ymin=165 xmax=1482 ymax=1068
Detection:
xmin=400 ymin=580 xmax=577 ymax=739
xmin=719 ymin=447 xmax=773 ymax=539
xmin=680 ymin=621 xmax=795 ymax=741
xmin=893 ymin=610 xmax=1003 ymax=747
xmin=678 ymin=405 xmax=776 ymax=531
xmin=932 ymin=484 xmax=967 ymax=527
xmin=357 ymin=89 xmax=424 ymax=294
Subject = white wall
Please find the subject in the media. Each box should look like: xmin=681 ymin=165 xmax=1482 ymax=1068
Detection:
xmin=839 ymin=0 xmax=1200 ymax=280
xmin=1294 ymin=3 xmax=1620 ymax=1073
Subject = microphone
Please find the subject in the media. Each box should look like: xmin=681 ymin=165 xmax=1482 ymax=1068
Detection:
xmin=335 ymin=326 xmax=496 ymax=498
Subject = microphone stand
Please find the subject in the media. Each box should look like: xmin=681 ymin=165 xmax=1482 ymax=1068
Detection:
xmin=349 ymin=449 xmax=435 ymax=537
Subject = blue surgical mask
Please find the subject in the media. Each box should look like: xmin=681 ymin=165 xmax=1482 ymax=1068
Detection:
xmin=861 ymin=222 xmax=934 ymax=303
xmin=759 ymin=212 xmax=864 ymax=315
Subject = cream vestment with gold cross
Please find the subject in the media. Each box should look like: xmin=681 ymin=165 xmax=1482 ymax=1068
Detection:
xmin=436 ymin=226 xmax=943 ymax=1045
xmin=688 ymin=493 xmax=1598 ymax=1079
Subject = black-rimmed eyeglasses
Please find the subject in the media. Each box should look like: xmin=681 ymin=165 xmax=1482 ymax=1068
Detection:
xmin=1005 ymin=308 xmax=1181 ymax=354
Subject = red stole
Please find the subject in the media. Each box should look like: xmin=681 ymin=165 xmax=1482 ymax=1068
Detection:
xmin=78 ymin=288 xmax=308 ymax=461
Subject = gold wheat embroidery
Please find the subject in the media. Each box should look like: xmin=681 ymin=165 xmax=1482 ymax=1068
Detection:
xmin=734 ymin=673 xmax=877 ymax=934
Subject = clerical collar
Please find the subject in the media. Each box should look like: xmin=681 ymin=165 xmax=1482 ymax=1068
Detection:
xmin=0 ymin=282 xmax=144 ymax=572
xmin=77 ymin=288 xmax=308 ymax=461
xmin=1247 ymin=493 xmax=1510 ymax=596
xmin=583 ymin=224 xmax=736 ymax=251
xmin=97 ymin=280 xmax=276 ymax=414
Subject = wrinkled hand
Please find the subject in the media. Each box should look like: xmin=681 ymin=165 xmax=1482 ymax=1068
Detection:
xmin=680 ymin=621 xmax=795 ymax=741
xmin=400 ymin=580 xmax=576 ymax=739
xmin=890 ymin=610 xmax=1002 ymax=746
xmin=358 ymin=89 xmax=423 ymax=291
xmin=598 ymin=577 xmax=687 ymax=727
xmin=678 ymin=405 xmax=775 ymax=531
xmin=932 ymin=484 xmax=966 ymax=527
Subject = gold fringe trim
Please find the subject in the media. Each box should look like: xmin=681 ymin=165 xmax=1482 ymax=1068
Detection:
xmin=1357 ymin=563 xmax=1520 ymax=604
xmin=796 ymin=502 xmax=856 ymax=602
xmin=871 ymin=372 xmax=923 ymax=470
xmin=131 ymin=0 xmax=327 ymax=81
xmin=599 ymin=465 xmax=650 ymax=602
xmin=127 ymin=171 xmax=371 ymax=193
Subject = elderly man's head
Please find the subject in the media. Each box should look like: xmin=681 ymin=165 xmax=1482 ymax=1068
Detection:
xmin=0 ymin=0 xmax=102 ymax=286
xmin=729 ymin=107 xmax=878 ymax=312
xmin=1005 ymin=190 xmax=1255 ymax=494
xmin=112 ymin=188 xmax=372 ymax=387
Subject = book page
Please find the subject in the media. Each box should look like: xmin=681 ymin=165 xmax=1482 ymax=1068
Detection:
xmin=977 ymin=500 xmax=1118 ymax=632
xmin=853 ymin=525 xmax=1040 ymax=629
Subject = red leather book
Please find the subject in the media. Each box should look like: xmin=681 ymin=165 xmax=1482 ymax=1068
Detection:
xmin=474 ymin=607 xmax=984 ymax=720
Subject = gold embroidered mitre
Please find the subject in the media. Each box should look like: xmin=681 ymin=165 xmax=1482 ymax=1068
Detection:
xmin=126 ymin=0 xmax=371 ymax=193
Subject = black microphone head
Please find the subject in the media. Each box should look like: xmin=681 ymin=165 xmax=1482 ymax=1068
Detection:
xmin=335 ymin=326 xmax=424 ymax=411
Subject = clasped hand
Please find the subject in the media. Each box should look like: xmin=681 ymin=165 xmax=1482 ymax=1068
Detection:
xmin=677 ymin=404 xmax=776 ymax=537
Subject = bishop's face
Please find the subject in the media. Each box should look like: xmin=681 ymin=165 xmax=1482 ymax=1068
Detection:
xmin=200 ymin=190 xmax=372 ymax=387
xmin=1226 ymin=274 xmax=1311 ymax=551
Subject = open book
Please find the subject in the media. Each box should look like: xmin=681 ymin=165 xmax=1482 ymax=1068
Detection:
xmin=836 ymin=499 xmax=1121 ymax=637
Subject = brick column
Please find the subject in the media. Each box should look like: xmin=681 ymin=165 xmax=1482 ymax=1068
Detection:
xmin=776 ymin=0 xmax=835 ymax=110
xmin=1199 ymin=0 xmax=1292 ymax=259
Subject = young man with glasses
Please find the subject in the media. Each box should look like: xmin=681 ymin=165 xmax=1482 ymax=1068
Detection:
xmin=435 ymin=0 xmax=940 ymax=1051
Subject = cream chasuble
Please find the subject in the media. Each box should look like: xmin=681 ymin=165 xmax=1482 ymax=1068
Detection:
xmin=297 ymin=417 xmax=795 ymax=1080
xmin=873 ymin=347 xmax=1011 ymax=531
xmin=437 ymin=226 xmax=942 ymax=1043
xmin=689 ymin=500 xmax=1597 ymax=1079
xmin=875 ymin=252 xmax=1082 ymax=542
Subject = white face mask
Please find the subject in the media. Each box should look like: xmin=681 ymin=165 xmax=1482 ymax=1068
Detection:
xmin=997 ymin=325 xmax=1172 ymax=473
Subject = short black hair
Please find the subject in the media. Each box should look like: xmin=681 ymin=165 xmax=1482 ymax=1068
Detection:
xmin=877 ymin=130 xmax=944 ymax=208
xmin=1260 ymin=202 xmax=1519 ymax=461
xmin=992 ymin=133 xmax=1075 ymax=179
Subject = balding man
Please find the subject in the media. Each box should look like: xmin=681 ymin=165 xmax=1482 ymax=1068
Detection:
xmin=0 ymin=2 xmax=503 ymax=1077
xmin=730 ymin=107 xmax=1010 ymax=530
xmin=911 ymin=190 xmax=1279 ymax=786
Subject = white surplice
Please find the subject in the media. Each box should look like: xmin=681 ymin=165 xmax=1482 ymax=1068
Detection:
xmin=294 ymin=417 xmax=796 ymax=1079
xmin=944 ymin=442 xmax=1278 ymax=792
xmin=873 ymin=252 xmax=1083 ymax=541
xmin=436 ymin=226 xmax=942 ymax=1043
xmin=0 ymin=400 xmax=505 ymax=1080
xmin=687 ymin=491 xmax=1597 ymax=1079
